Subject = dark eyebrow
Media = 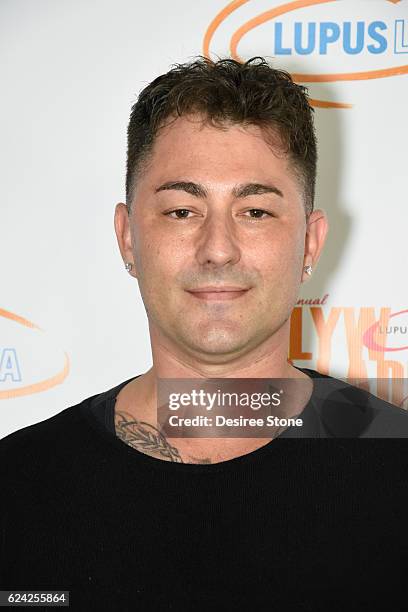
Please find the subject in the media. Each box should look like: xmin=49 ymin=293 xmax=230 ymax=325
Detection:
xmin=155 ymin=181 xmax=208 ymax=198
xmin=233 ymin=183 xmax=283 ymax=198
xmin=155 ymin=181 xmax=283 ymax=199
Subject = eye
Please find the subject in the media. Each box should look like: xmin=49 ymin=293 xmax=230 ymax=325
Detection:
xmin=242 ymin=209 xmax=273 ymax=220
xmin=164 ymin=209 xmax=195 ymax=219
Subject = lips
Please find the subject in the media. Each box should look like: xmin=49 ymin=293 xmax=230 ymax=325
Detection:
xmin=186 ymin=287 xmax=250 ymax=301
xmin=188 ymin=286 xmax=249 ymax=292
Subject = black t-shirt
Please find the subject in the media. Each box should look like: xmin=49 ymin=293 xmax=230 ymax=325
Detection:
xmin=1 ymin=367 xmax=408 ymax=611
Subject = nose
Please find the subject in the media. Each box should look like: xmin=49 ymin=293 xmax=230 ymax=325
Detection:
xmin=194 ymin=209 xmax=242 ymax=268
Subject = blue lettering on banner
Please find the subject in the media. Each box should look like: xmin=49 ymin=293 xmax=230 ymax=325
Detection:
xmin=343 ymin=22 xmax=365 ymax=55
xmin=273 ymin=21 xmax=392 ymax=55
xmin=367 ymin=21 xmax=387 ymax=54
xmin=319 ymin=22 xmax=341 ymax=54
xmin=274 ymin=22 xmax=291 ymax=54
xmin=0 ymin=348 xmax=22 ymax=382
xmin=294 ymin=22 xmax=316 ymax=55
xmin=395 ymin=20 xmax=408 ymax=54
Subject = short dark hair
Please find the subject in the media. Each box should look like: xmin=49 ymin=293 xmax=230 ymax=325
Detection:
xmin=126 ymin=56 xmax=317 ymax=215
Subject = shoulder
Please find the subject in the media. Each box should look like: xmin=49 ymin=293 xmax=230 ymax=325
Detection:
xmin=0 ymin=374 xmax=137 ymax=473
xmin=303 ymin=368 xmax=408 ymax=437
xmin=0 ymin=374 xmax=135 ymax=455
xmin=0 ymin=399 xmax=86 ymax=469
xmin=0 ymin=383 xmax=113 ymax=483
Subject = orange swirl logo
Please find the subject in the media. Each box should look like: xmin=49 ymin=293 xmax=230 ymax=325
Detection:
xmin=203 ymin=0 xmax=408 ymax=108
xmin=0 ymin=307 xmax=70 ymax=399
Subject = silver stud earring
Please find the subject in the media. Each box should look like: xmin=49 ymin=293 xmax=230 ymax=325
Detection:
xmin=125 ymin=262 xmax=133 ymax=272
xmin=304 ymin=264 xmax=313 ymax=276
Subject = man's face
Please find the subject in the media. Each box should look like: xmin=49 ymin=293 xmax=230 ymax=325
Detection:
xmin=122 ymin=115 xmax=311 ymax=363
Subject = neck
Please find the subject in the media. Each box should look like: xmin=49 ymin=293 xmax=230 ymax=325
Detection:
xmin=114 ymin=318 xmax=312 ymax=463
xmin=147 ymin=317 xmax=298 ymax=380
xmin=138 ymin=317 xmax=312 ymax=416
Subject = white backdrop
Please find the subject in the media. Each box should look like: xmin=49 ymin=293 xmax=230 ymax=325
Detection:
xmin=1 ymin=0 xmax=407 ymax=437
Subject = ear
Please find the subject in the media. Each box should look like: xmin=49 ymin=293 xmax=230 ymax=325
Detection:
xmin=114 ymin=202 xmax=137 ymax=277
xmin=301 ymin=208 xmax=329 ymax=282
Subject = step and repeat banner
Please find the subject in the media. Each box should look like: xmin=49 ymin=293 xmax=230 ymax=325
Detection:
xmin=1 ymin=0 xmax=407 ymax=437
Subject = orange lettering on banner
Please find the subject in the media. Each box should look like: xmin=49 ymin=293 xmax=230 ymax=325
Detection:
xmin=343 ymin=307 xmax=375 ymax=381
xmin=368 ymin=308 xmax=405 ymax=406
xmin=376 ymin=359 xmax=405 ymax=406
xmin=310 ymin=307 xmax=341 ymax=375
xmin=288 ymin=307 xmax=312 ymax=361
xmin=288 ymin=305 xmax=407 ymax=405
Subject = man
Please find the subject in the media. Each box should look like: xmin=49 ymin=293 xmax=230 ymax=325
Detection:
xmin=1 ymin=56 xmax=408 ymax=610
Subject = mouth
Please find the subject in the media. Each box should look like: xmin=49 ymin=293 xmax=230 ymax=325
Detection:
xmin=186 ymin=288 xmax=251 ymax=301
